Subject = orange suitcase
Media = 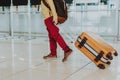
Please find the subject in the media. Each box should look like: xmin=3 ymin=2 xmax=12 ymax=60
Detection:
xmin=75 ymin=32 xmax=118 ymax=69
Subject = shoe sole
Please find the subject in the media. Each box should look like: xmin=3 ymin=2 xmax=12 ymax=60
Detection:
xmin=62 ymin=50 xmax=73 ymax=62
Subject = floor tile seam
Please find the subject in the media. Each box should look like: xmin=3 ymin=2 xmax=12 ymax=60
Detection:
xmin=63 ymin=61 xmax=92 ymax=80
xmin=32 ymin=59 xmax=73 ymax=74
xmin=2 ymin=59 xmax=64 ymax=80
xmin=33 ymin=56 xmax=65 ymax=67
xmin=34 ymin=59 xmax=54 ymax=67
xmin=1 ymin=60 xmax=51 ymax=80
xmin=2 ymin=68 xmax=29 ymax=80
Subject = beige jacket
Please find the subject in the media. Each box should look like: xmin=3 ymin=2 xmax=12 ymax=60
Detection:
xmin=41 ymin=0 xmax=57 ymax=20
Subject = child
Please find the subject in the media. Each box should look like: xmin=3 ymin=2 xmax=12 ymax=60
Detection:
xmin=41 ymin=0 xmax=72 ymax=62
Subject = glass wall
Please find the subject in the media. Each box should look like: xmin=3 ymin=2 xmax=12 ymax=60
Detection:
xmin=0 ymin=0 xmax=120 ymax=40
xmin=64 ymin=0 xmax=120 ymax=40
xmin=0 ymin=7 xmax=10 ymax=37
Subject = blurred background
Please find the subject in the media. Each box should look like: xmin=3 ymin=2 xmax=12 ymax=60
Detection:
xmin=0 ymin=0 xmax=120 ymax=41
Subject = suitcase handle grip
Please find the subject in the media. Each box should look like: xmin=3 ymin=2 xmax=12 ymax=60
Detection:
xmin=94 ymin=51 xmax=104 ymax=62
xmin=77 ymin=37 xmax=87 ymax=48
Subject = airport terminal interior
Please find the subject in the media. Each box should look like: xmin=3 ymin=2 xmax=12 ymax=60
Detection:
xmin=0 ymin=0 xmax=120 ymax=80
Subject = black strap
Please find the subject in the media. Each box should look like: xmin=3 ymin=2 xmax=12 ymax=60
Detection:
xmin=42 ymin=0 xmax=51 ymax=10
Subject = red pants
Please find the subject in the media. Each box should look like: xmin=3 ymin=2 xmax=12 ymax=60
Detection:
xmin=44 ymin=17 xmax=70 ymax=55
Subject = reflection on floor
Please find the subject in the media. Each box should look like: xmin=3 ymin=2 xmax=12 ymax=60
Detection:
xmin=0 ymin=37 xmax=120 ymax=80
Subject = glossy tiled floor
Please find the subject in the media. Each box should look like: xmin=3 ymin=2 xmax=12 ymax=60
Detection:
xmin=0 ymin=37 xmax=120 ymax=80
xmin=0 ymin=1 xmax=120 ymax=80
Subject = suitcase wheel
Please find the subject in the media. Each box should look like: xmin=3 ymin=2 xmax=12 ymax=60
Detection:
xmin=97 ymin=64 xmax=105 ymax=69
xmin=106 ymin=53 xmax=113 ymax=60
xmin=106 ymin=61 xmax=111 ymax=65
xmin=114 ymin=52 xmax=118 ymax=56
